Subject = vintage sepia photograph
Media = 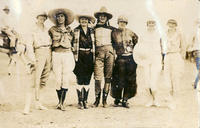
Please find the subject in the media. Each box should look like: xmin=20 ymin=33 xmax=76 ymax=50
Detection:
xmin=0 ymin=0 xmax=199 ymax=127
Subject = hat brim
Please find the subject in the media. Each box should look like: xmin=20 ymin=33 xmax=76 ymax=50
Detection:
xmin=76 ymin=15 xmax=95 ymax=24
xmin=48 ymin=8 xmax=74 ymax=25
xmin=94 ymin=12 xmax=112 ymax=20
xmin=3 ymin=8 xmax=9 ymax=11
xmin=167 ymin=19 xmax=177 ymax=27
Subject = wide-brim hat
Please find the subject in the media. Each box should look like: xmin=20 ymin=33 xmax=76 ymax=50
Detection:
xmin=94 ymin=6 xmax=112 ymax=20
xmin=48 ymin=8 xmax=74 ymax=25
xmin=76 ymin=14 xmax=95 ymax=24
xmin=118 ymin=15 xmax=128 ymax=24
xmin=36 ymin=12 xmax=48 ymax=20
xmin=3 ymin=5 xmax=9 ymax=11
xmin=147 ymin=20 xmax=156 ymax=25
xmin=167 ymin=19 xmax=177 ymax=27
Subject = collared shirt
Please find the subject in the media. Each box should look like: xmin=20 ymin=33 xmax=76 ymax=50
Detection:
xmin=49 ymin=26 xmax=73 ymax=49
xmin=166 ymin=30 xmax=183 ymax=53
xmin=32 ymin=24 xmax=51 ymax=49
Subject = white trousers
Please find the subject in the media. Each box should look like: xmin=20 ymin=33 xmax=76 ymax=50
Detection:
xmin=143 ymin=57 xmax=162 ymax=92
xmin=52 ymin=51 xmax=75 ymax=90
xmin=164 ymin=53 xmax=184 ymax=94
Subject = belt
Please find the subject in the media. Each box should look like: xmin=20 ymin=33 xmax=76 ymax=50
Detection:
xmin=166 ymin=51 xmax=179 ymax=54
xmin=35 ymin=45 xmax=51 ymax=49
xmin=79 ymin=48 xmax=91 ymax=51
xmin=53 ymin=47 xmax=71 ymax=52
xmin=96 ymin=44 xmax=112 ymax=48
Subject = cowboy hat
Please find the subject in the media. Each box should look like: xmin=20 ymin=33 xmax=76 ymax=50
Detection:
xmin=48 ymin=8 xmax=74 ymax=25
xmin=167 ymin=19 xmax=177 ymax=27
xmin=94 ymin=6 xmax=112 ymax=20
xmin=3 ymin=6 xmax=9 ymax=11
xmin=36 ymin=12 xmax=48 ymax=20
xmin=146 ymin=20 xmax=156 ymax=25
xmin=118 ymin=15 xmax=128 ymax=24
xmin=76 ymin=13 xmax=95 ymax=24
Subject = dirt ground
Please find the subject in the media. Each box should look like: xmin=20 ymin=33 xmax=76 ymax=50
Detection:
xmin=0 ymin=53 xmax=198 ymax=128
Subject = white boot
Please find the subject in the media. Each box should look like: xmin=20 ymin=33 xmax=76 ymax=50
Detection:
xmin=145 ymin=99 xmax=153 ymax=107
xmin=153 ymin=99 xmax=161 ymax=107
xmin=35 ymin=100 xmax=48 ymax=110
xmin=23 ymin=92 xmax=32 ymax=115
xmin=167 ymin=102 xmax=176 ymax=110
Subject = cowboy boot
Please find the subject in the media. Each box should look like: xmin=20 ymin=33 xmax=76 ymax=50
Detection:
xmin=114 ymin=99 xmax=121 ymax=107
xmin=122 ymin=99 xmax=130 ymax=108
xmin=10 ymin=47 xmax=17 ymax=54
xmin=60 ymin=88 xmax=68 ymax=111
xmin=102 ymin=82 xmax=110 ymax=108
xmin=76 ymin=89 xmax=83 ymax=109
xmin=82 ymin=87 xmax=89 ymax=109
xmin=56 ymin=89 xmax=62 ymax=109
xmin=93 ymin=80 xmax=101 ymax=107
xmin=102 ymin=90 xmax=109 ymax=108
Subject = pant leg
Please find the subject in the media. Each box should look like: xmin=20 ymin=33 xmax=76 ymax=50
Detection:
xmin=52 ymin=52 xmax=62 ymax=90
xmin=104 ymin=47 xmax=114 ymax=81
xmin=150 ymin=59 xmax=162 ymax=92
xmin=94 ymin=49 xmax=104 ymax=81
xmin=171 ymin=53 xmax=184 ymax=93
xmin=40 ymin=49 xmax=52 ymax=87
xmin=35 ymin=49 xmax=47 ymax=87
xmin=110 ymin=58 xmax=123 ymax=99
xmin=34 ymin=49 xmax=46 ymax=100
xmin=164 ymin=54 xmax=173 ymax=92
xmin=62 ymin=52 xmax=75 ymax=89
xmin=123 ymin=56 xmax=137 ymax=99
xmin=163 ymin=54 xmax=174 ymax=103
xmin=143 ymin=65 xmax=151 ymax=89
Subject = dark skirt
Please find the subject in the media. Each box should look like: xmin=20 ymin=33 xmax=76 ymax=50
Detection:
xmin=110 ymin=55 xmax=137 ymax=100
xmin=73 ymin=50 xmax=94 ymax=85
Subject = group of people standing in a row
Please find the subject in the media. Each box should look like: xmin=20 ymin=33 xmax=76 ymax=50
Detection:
xmin=0 ymin=5 xmax=194 ymax=115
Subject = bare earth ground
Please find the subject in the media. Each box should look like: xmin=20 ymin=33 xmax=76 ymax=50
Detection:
xmin=0 ymin=53 xmax=198 ymax=128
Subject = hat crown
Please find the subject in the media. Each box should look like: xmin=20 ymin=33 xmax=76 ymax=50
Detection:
xmin=167 ymin=19 xmax=176 ymax=23
xmin=99 ymin=6 xmax=108 ymax=13
xmin=3 ymin=5 xmax=9 ymax=10
xmin=118 ymin=15 xmax=128 ymax=22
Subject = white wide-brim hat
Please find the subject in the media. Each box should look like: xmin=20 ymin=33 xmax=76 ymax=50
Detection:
xmin=76 ymin=14 xmax=95 ymax=24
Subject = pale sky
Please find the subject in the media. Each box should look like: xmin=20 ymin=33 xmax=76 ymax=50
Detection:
xmin=0 ymin=0 xmax=200 ymax=45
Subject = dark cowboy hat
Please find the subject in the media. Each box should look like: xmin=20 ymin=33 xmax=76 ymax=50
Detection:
xmin=48 ymin=8 xmax=74 ymax=25
xmin=36 ymin=12 xmax=48 ymax=20
xmin=94 ymin=6 xmax=112 ymax=20
xmin=3 ymin=6 xmax=9 ymax=11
